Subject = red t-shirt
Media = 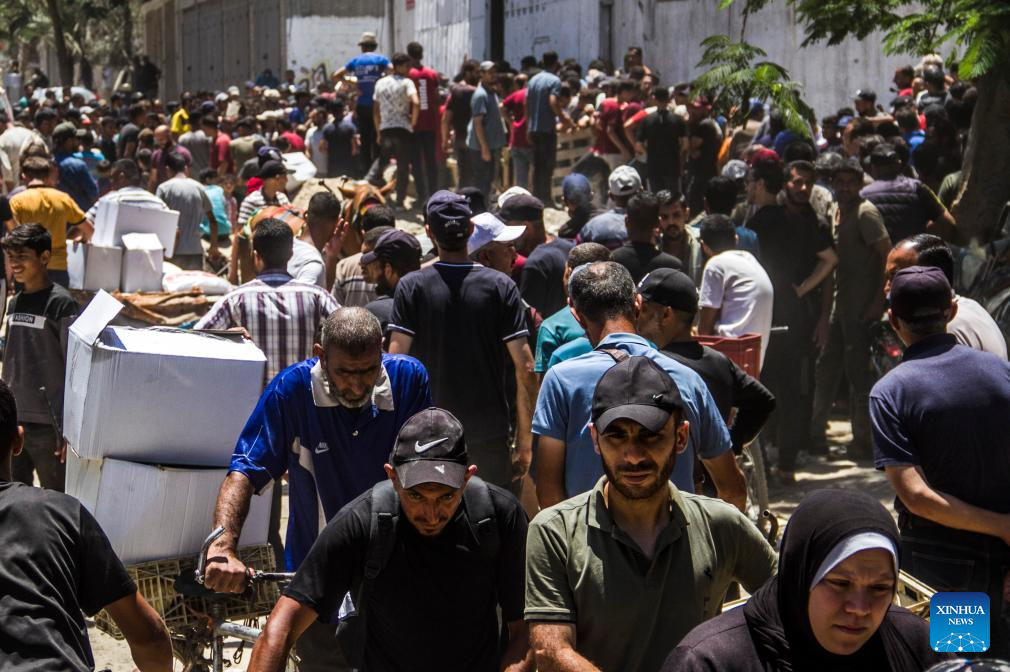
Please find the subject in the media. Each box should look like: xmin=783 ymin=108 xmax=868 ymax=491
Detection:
xmin=594 ymin=98 xmax=622 ymax=154
xmin=282 ymin=131 xmax=305 ymax=152
xmin=409 ymin=66 xmax=441 ymax=132
xmin=502 ymin=88 xmax=530 ymax=149
xmin=213 ymin=134 xmax=233 ymax=173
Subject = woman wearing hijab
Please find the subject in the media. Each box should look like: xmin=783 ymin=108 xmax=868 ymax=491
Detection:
xmin=662 ymin=489 xmax=951 ymax=671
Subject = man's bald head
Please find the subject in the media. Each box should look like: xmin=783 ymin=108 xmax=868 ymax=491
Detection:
xmin=154 ymin=125 xmax=171 ymax=147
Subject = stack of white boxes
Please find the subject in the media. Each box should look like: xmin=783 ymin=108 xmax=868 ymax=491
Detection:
xmin=64 ymin=291 xmax=271 ymax=564
xmin=68 ymin=201 xmax=180 ymax=294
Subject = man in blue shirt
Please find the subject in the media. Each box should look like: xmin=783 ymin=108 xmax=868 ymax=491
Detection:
xmin=204 ymin=307 xmax=429 ymax=670
xmin=333 ymin=31 xmax=391 ymax=175
xmin=871 ymin=266 xmax=1010 ymax=657
xmin=51 ymin=122 xmax=98 ymax=211
xmin=524 ymin=50 xmax=571 ymax=204
xmin=533 ymin=261 xmax=745 ymax=511
xmin=467 ymin=61 xmax=507 ymax=200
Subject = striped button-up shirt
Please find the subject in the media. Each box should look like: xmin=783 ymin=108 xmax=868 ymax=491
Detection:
xmin=195 ymin=271 xmax=341 ymax=383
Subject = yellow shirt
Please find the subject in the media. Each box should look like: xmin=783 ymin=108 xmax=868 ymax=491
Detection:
xmin=9 ymin=186 xmax=86 ymax=270
xmin=170 ymin=108 xmax=191 ymax=136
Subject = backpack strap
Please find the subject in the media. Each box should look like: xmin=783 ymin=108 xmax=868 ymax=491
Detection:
xmin=336 ymin=481 xmax=399 ymax=667
xmin=597 ymin=347 xmax=630 ymax=363
xmin=463 ymin=476 xmax=500 ymax=566
xmin=358 ymin=481 xmax=400 ymax=619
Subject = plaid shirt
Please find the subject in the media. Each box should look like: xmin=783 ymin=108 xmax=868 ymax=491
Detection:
xmin=331 ymin=252 xmax=378 ymax=307
xmin=195 ymin=271 xmax=341 ymax=383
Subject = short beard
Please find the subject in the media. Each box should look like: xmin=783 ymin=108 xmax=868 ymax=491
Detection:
xmin=323 ymin=374 xmax=372 ymax=408
xmin=601 ymin=448 xmax=677 ymax=500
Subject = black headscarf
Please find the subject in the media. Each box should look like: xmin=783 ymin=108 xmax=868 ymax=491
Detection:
xmin=742 ymin=489 xmax=926 ymax=672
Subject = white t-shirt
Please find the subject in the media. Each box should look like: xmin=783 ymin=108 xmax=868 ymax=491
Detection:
xmin=699 ymin=250 xmax=774 ymax=364
xmin=373 ymin=74 xmax=417 ymax=131
xmin=949 ymin=294 xmax=1007 ymax=359
xmin=288 ymin=238 xmax=326 ymax=288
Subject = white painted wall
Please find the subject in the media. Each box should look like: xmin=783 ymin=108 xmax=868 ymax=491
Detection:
xmin=397 ymin=0 xmax=483 ymax=78
xmin=286 ymin=15 xmax=387 ymax=82
xmin=394 ymin=0 xmax=914 ymax=120
xmin=503 ymin=0 xmax=598 ymax=70
xmin=646 ymin=0 xmax=914 ymax=119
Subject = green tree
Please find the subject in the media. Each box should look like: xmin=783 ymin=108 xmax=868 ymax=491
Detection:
xmin=699 ymin=0 xmax=1010 ymax=241
xmin=2 ymin=0 xmax=133 ymax=89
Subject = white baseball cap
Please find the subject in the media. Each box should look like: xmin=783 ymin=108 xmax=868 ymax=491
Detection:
xmin=497 ymin=186 xmax=532 ymax=210
xmin=609 ymin=165 xmax=642 ymax=197
xmin=467 ymin=212 xmax=526 ymax=257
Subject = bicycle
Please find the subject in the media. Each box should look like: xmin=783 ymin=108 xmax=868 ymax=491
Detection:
xmin=169 ymin=527 xmax=297 ymax=672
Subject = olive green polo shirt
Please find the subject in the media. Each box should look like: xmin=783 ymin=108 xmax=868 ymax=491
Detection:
xmin=525 ymin=478 xmax=777 ymax=672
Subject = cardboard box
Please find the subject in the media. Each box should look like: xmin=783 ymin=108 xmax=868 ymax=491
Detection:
xmin=67 ymin=242 xmax=123 ymax=292
xmin=93 ymin=200 xmax=180 ymax=258
xmin=120 ymin=233 xmax=165 ymax=293
xmin=64 ymin=291 xmax=267 ymax=467
xmin=67 ymin=454 xmax=272 ymax=565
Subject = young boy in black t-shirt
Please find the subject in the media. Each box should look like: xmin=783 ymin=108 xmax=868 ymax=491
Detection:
xmin=1 ymin=224 xmax=79 ymax=491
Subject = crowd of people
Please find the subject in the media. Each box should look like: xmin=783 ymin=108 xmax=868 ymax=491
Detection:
xmin=0 ymin=32 xmax=1008 ymax=672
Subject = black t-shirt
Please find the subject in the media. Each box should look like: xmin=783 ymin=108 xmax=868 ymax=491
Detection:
xmin=284 ymin=482 xmax=529 ymax=672
xmin=447 ymin=84 xmax=476 ymax=138
xmin=687 ymin=118 xmax=722 ymax=179
xmin=98 ymin=136 xmax=117 ymax=162
xmin=0 ymin=481 xmax=136 ymax=671
xmin=610 ymin=241 xmax=683 ymax=283
xmin=745 ymin=204 xmax=831 ymax=326
xmin=117 ymin=122 xmax=140 ymax=156
xmin=661 ymin=341 xmax=776 ymax=450
xmin=2 ymin=284 xmax=79 ymax=424
xmin=365 ymin=295 xmax=394 ymax=333
xmin=323 ymin=117 xmax=359 ymax=178
xmin=520 ymin=238 xmax=574 ymax=317
xmin=389 ymin=263 xmax=528 ymax=442
xmin=637 ymin=109 xmax=687 ymax=174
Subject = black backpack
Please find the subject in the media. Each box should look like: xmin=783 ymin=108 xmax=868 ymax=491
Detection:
xmin=335 ymin=477 xmax=501 ymax=668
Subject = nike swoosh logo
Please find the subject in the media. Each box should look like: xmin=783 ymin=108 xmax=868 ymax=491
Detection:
xmin=414 ymin=437 xmax=448 ymax=453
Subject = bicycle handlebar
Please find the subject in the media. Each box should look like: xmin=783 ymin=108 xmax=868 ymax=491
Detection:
xmin=194 ymin=526 xmax=295 ymax=588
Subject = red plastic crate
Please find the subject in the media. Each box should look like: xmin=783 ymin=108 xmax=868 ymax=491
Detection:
xmin=693 ymin=333 xmax=763 ymax=379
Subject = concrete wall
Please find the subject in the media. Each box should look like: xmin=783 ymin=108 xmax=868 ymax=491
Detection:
xmin=397 ymin=0 xmax=912 ymax=118
xmin=397 ymin=0 xmax=484 ymax=77
xmin=644 ymin=0 xmax=913 ymax=118
xmin=286 ymin=0 xmax=390 ymax=87
xmin=502 ymin=0 xmax=598 ymax=70
xmin=142 ymin=0 xmax=914 ymax=116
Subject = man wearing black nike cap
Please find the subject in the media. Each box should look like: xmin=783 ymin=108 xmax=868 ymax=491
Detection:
xmin=526 ymin=356 xmax=776 ymax=672
xmin=247 ymin=407 xmax=532 ymax=672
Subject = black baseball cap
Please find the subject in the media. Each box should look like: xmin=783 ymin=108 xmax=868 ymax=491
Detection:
xmin=425 ymin=190 xmax=472 ymax=244
xmin=360 ymin=229 xmax=421 ymax=267
xmin=855 ymin=89 xmax=877 ymax=102
xmin=637 ymin=269 xmax=698 ymax=313
xmin=869 ymin=143 xmax=899 ymax=165
xmin=888 ymin=265 xmax=953 ymax=322
xmin=592 ymin=356 xmax=683 ymax=433
xmin=390 ymin=408 xmax=469 ymax=489
xmin=498 ymin=193 xmax=544 ymax=222
xmin=258 ymin=160 xmax=294 ymax=179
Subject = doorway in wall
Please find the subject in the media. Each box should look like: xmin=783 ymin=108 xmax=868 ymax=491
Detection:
xmin=599 ymin=0 xmax=613 ymax=69
xmin=490 ymin=0 xmax=505 ymax=61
